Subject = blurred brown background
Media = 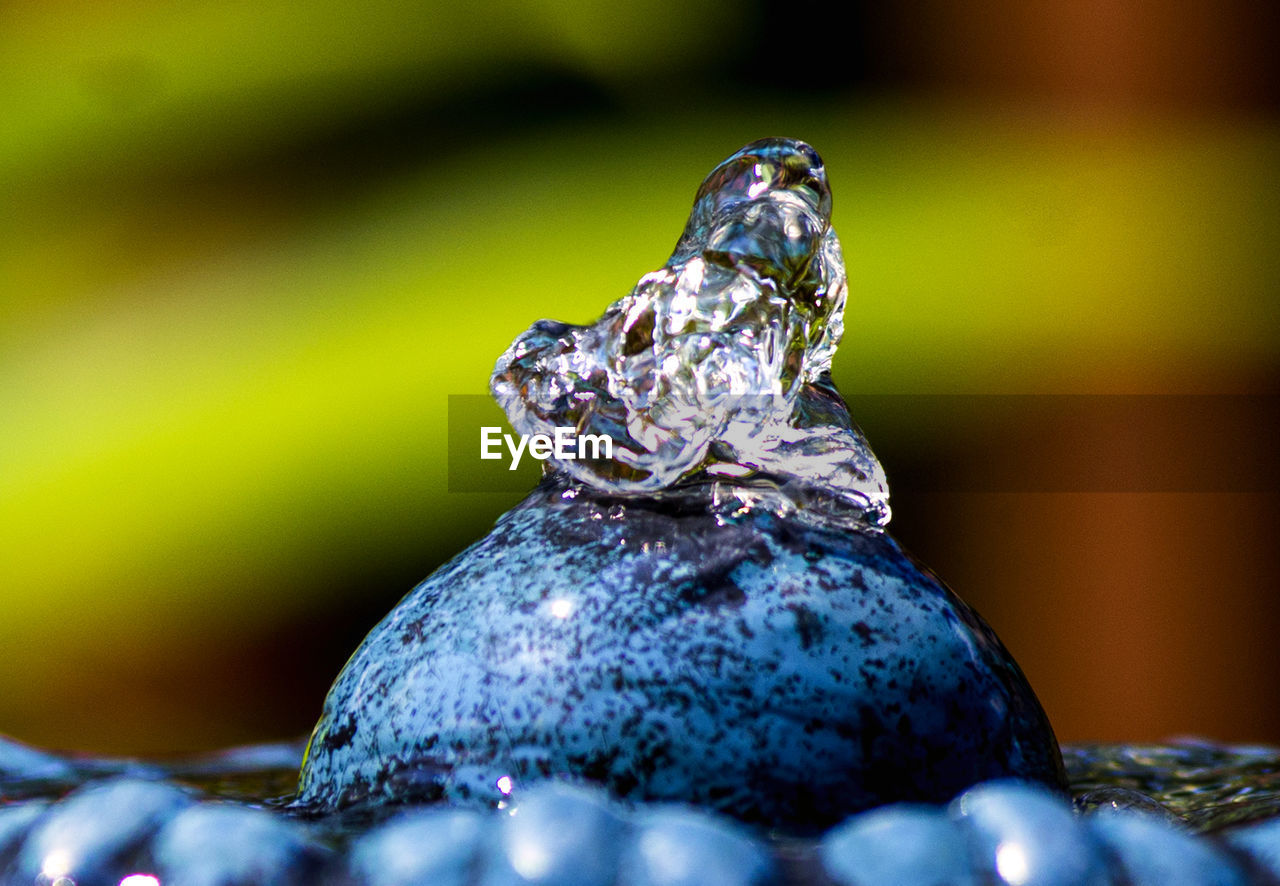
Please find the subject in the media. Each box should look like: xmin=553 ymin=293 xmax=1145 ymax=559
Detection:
xmin=1 ymin=0 xmax=1277 ymax=755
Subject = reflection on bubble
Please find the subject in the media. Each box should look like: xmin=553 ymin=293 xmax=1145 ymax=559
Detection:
xmin=995 ymin=840 xmax=1030 ymax=885
xmin=118 ymin=876 xmax=161 ymax=886
xmin=42 ymin=849 xmax=73 ymax=879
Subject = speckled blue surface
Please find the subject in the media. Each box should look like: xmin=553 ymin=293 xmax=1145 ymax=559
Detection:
xmin=296 ymin=475 xmax=1064 ymax=827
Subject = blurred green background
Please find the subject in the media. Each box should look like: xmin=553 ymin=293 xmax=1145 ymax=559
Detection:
xmin=2 ymin=0 xmax=1277 ymax=754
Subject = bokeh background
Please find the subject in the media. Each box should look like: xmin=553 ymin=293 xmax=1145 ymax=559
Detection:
xmin=2 ymin=0 xmax=1278 ymax=755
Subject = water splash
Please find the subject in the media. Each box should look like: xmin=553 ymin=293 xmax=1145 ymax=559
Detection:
xmin=491 ymin=138 xmax=890 ymax=526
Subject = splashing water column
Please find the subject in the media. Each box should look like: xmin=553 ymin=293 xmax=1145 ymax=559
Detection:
xmin=490 ymin=138 xmax=888 ymax=521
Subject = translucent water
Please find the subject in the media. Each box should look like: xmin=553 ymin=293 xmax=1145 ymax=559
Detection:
xmin=491 ymin=138 xmax=890 ymax=526
xmin=1065 ymin=742 xmax=1280 ymax=832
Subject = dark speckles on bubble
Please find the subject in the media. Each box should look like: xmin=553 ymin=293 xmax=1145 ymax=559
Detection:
xmin=851 ymin=621 xmax=874 ymax=647
xmin=323 ymin=715 xmax=359 ymax=753
xmin=297 ymin=476 xmax=1064 ymax=829
xmin=786 ymin=603 xmax=823 ymax=650
xmin=679 ymin=578 xmax=747 ymax=610
xmin=399 ymin=619 xmax=427 ymax=645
